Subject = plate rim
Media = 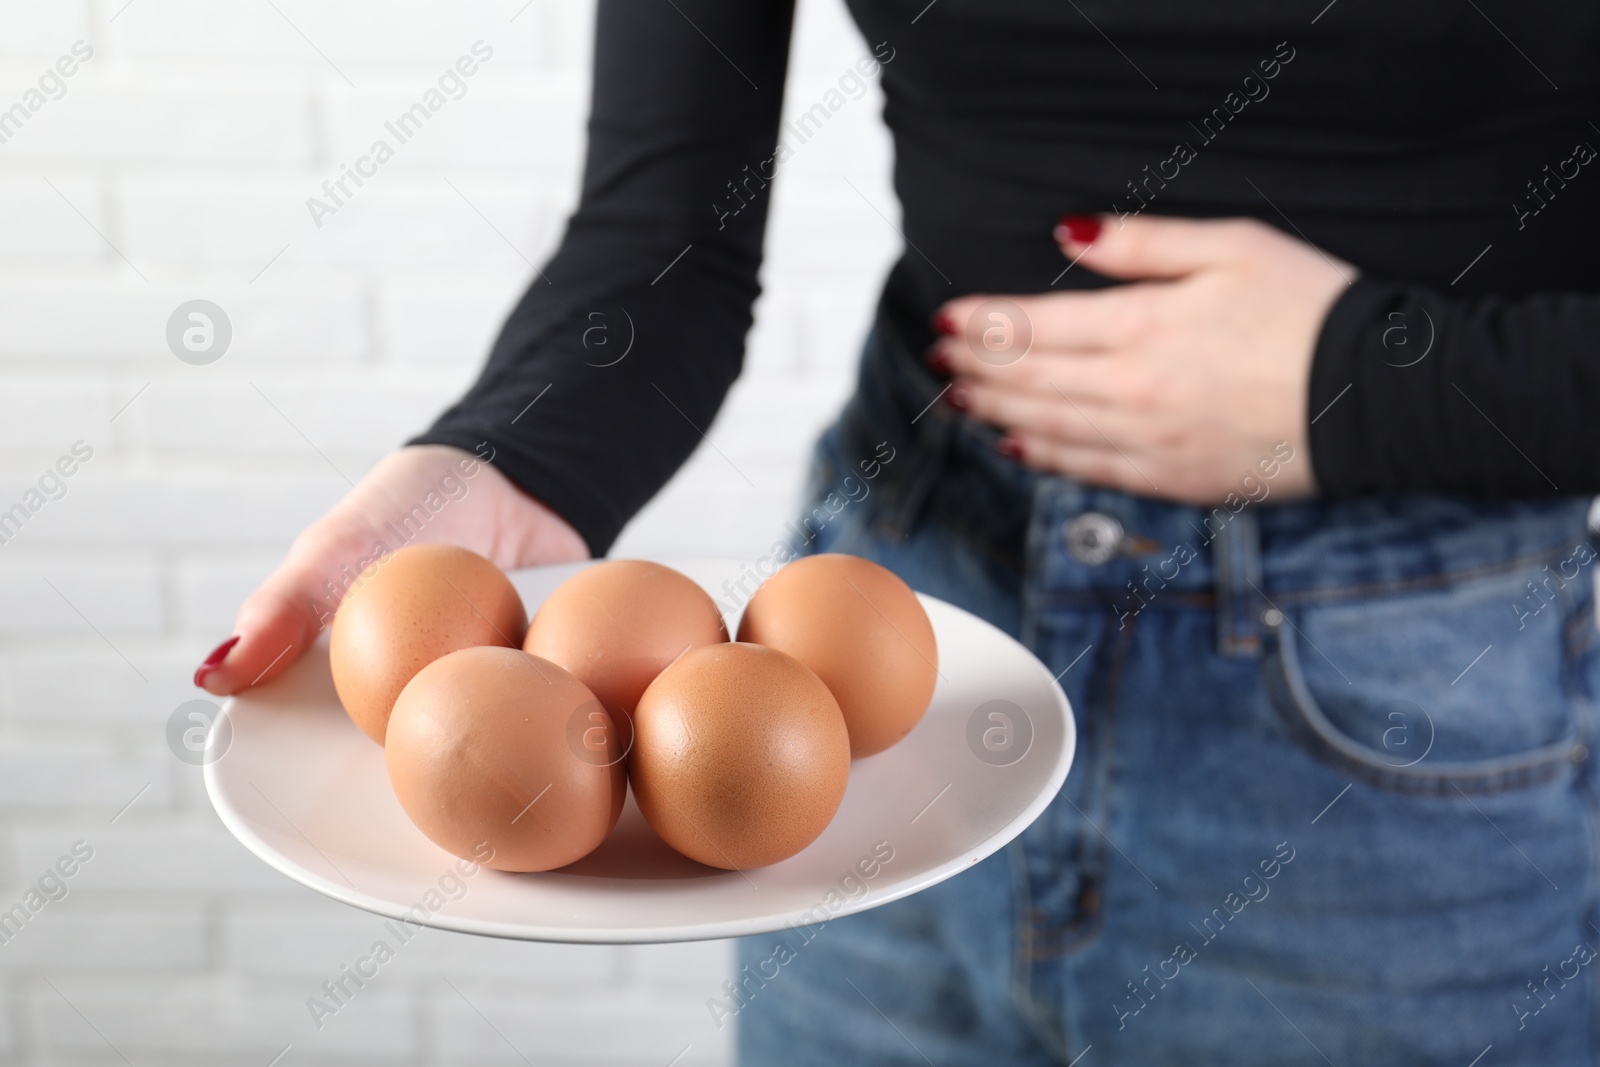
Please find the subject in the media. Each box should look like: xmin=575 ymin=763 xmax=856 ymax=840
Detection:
xmin=203 ymin=559 xmax=1075 ymax=944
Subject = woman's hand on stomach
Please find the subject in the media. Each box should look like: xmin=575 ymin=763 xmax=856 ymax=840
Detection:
xmin=928 ymin=214 xmax=1353 ymax=503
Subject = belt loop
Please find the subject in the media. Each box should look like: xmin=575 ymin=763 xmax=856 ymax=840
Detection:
xmin=1212 ymin=508 xmax=1266 ymax=657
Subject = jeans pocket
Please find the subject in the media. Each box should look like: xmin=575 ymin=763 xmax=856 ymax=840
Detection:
xmin=1261 ymin=556 xmax=1591 ymax=796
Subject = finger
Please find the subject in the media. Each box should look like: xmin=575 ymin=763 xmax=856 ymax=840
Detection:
xmin=1054 ymin=213 xmax=1249 ymax=280
xmin=997 ymin=429 xmax=1164 ymax=497
xmin=195 ymin=582 xmax=318 ymax=697
xmin=932 ymin=345 xmax=1129 ymax=407
xmin=933 ymin=284 xmax=1161 ymax=356
xmin=948 ymin=377 xmax=1137 ymax=445
xmin=195 ymin=525 xmax=376 ymax=695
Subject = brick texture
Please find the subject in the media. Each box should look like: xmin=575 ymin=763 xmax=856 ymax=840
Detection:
xmin=0 ymin=0 xmax=895 ymax=1062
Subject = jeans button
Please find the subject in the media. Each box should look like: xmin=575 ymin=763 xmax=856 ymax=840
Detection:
xmin=1063 ymin=512 xmax=1124 ymax=565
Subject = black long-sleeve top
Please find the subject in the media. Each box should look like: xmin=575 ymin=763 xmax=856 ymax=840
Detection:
xmin=413 ymin=0 xmax=1600 ymax=555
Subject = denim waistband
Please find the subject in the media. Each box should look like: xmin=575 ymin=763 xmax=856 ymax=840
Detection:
xmin=837 ymin=302 xmax=1596 ymax=618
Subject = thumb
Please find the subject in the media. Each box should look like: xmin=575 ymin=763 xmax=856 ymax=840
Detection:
xmin=1054 ymin=213 xmax=1236 ymax=280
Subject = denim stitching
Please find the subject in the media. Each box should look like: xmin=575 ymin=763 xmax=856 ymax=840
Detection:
xmin=1006 ymin=841 xmax=1070 ymax=1062
xmin=1032 ymin=539 xmax=1590 ymax=612
xmin=1023 ymin=613 xmax=1131 ymax=960
xmin=1263 ymin=617 xmax=1580 ymax=797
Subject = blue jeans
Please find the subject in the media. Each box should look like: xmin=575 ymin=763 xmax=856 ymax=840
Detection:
xmin=736 ymin=311 xmax=1600 ymax=1065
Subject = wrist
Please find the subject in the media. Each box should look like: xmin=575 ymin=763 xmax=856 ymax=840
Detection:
xmin=480 ymin=458 xmax=591 ymax=563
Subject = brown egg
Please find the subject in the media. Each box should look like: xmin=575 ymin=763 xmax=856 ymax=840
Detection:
xmin=385 ymin=646 xmax=627 ymax=872
xmin=523 ymin=559 xmax=727 ymax=732
xmin=330 ymin=544 xmax=526 ymax=745
xmin=736 ymin=553 xmax=937 ymax=758
xmin=630 ymin=643 xmax=849 ymax=869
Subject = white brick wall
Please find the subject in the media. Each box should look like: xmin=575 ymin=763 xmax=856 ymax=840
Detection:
xmin=0 ymin=0 xmax=897 ymax=1063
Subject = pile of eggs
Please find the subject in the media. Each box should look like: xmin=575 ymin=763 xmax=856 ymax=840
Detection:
xmin=328 ymin=547 xmax=938 ymax=873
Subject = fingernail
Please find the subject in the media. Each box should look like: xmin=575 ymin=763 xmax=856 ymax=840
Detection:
xmin=932 ymin=310 xmax=958 ymax=336
xmin=996 ymin=436 xmax=1024 ymax=461
xmin=945 ymin=384 xmax=971 ymax=412
xmin=1055 ymin=214 xmax=1103 ymax=246
xmin=924 ymin=346 xmax=953 ymax=375
xmin=194 ymin=635 xmax=240 ymax=689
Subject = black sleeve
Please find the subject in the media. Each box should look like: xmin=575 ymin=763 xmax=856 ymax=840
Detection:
xmin=410 ymin=0 xmax=796 ymax=555
xmin=1307 ymin=278 xmax=1600 ymax=498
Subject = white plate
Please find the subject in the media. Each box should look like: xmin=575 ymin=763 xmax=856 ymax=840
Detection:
xmin=204 ymin=559 xmax=1074 ymax=944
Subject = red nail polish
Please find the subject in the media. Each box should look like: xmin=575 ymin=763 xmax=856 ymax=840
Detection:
xmin=996 ymin=436 xmax=1024 ymax=461
xmin=925 ymin=347 xmax=953 ymax=375
xmin=945 ymin=384 xmax=971 ymax=412
xmin=932 ymin=310 xmax=958 ymax=336
xmin=194 ymin=635 xmax=240 ymax=688
xmin=1056 ymin=214 xmax=1103 ymax=245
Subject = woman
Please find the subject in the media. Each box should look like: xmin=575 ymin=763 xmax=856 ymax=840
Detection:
xmin=197 ymin=2 xmax=1600 ymax=1062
